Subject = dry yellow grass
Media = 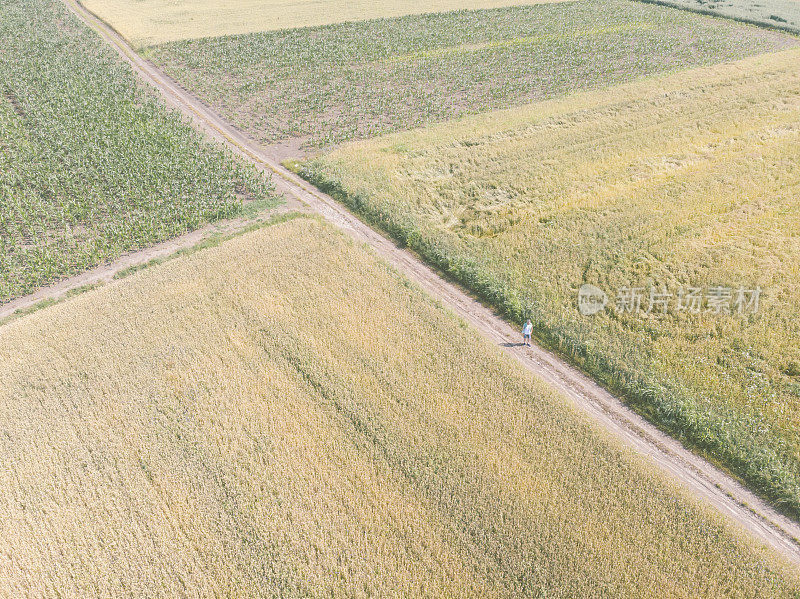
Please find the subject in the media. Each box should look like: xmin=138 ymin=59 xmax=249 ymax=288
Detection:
xmin=299 ymin=47 xmax=800 ymax=515
xmin=81 ymin=0 xmax=574 ymax=47
xmin=0 ymin=217 xmax=797 ymax=597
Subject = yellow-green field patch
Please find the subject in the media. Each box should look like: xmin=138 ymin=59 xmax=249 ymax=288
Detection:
xmin=299 ymin=47 xmax=800 ymax=517
xmin=82 ymin=0 xmax=575 ymax=47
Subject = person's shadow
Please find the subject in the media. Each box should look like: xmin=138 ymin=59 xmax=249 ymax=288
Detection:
xmin=501 ymin=342 xmax=524 ymax=348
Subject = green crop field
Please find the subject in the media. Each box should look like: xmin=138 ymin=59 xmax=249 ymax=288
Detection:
xmin=636 ymin=0 xmax=800 ymax=34
xmin=145 ymin=0 xmax=797 ymax=150
xmin=0 ymin=0 xmax=278 ymax=304
xmin=299 ymin=48 xmax=800 ymax=518
xmin=1 ymin=217 xmax=797 ymax=597
xmin=82 ymin=0 xmax=571 ymax=47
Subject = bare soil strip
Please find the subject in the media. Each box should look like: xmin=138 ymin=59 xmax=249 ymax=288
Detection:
xmin=32 ymin=0 xmax=800 ymax=567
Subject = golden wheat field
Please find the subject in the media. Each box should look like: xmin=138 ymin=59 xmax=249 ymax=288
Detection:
xmin=0 ymin=217 xmax=797 ymax=597
xmin=299 ymin=47 xmax=800 ymax=515
xmin=81 ymin=0 xmax=573 ymax=47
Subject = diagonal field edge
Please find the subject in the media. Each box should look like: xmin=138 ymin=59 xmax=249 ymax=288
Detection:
xmin=46 ymin=0 xmax=800 ymax=567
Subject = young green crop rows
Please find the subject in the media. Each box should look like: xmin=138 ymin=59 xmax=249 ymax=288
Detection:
xmin=0 ymin=0 xmax=278 ymax=304
xmin=1 ymin=217 xmax=796 ymax=596
xmin=146 ymin=0 xmax=797 ymax=150
xmin=299 ymin=48 xmax=800 ymax=518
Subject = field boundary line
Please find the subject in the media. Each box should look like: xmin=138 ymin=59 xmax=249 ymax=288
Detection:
xmin=54 ymin=0 xmax=800 ymax=567
xmin=0 ymin=210 xmax=306 ymax=326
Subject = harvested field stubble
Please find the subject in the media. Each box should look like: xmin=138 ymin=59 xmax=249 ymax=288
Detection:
xmin=0 ymin=218 xmax=798 ymax=596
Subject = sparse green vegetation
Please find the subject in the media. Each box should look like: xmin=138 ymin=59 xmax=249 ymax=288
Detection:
xmin=145 ymin=0 xmax=797 ymax=149
xmin=299 ymin=48 xmax=800 ymax=518
xmin=0 ymin=0 xmax=278 ymax=303
xmin=1 ymin=217 xmax=797 ymax=596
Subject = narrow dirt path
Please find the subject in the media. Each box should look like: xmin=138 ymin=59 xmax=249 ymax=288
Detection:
xmin=0 ymin=204 xmax=303 ymax=322
xmin=37 ymin=0 xmax=800 ymax=568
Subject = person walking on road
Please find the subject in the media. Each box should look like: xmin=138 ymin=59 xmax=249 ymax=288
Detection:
xmin=522 ymin=319 xmax=532 ymax=347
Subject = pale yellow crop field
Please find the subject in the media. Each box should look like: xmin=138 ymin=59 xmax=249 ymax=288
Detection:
xmin=0 ymin=217 xmax=796 ymax=596
xmin=82 ymin=0 xmax=574 ymax=47
xmin=299 ymin=48 xmax=800 ymax=516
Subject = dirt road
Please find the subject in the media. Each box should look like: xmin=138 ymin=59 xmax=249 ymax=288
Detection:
xmin=31 ymin=0 xmax=800 ymax=568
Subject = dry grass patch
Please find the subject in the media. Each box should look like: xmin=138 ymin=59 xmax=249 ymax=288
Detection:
xmin=0 ymin=217 xmax=797 ymax=596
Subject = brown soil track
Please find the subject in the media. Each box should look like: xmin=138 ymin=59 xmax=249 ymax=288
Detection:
xmin=13 ymin=0 xmax=799 ymax=568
